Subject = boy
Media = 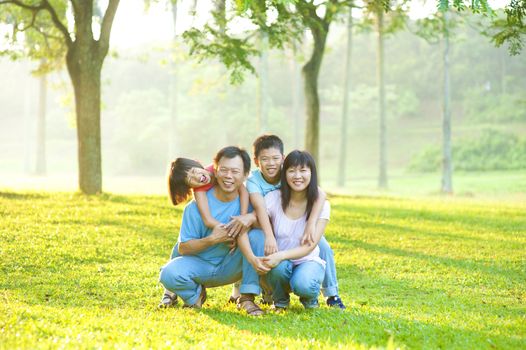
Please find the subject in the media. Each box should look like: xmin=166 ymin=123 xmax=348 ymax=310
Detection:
xmin=247 ymin=135 xmax=346 ymax=309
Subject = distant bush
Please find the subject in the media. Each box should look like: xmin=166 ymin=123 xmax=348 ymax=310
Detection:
xmin=408 ymin=129 xmax=526 ymax=172
xmin=463 ymin=90 xmax=526 ymax=122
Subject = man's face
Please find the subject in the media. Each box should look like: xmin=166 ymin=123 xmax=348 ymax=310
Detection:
xmin=215 ymin=155 xmax=245 ymax=194
xmin=254 ymin=147 xmax=284 ymax=181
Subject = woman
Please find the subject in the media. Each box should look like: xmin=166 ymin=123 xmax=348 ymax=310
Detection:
xmin=262 ymin=150 xmax=329 ymax=310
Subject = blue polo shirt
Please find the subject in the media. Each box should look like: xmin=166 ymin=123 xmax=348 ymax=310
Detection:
xmin=177 ymin=188 xmax=241 ymax=265
xmin=246 ymin=169 xmax=281 ymax=196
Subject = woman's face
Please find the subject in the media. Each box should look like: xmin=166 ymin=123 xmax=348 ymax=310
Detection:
xmin=285 ymin=164 xmax=311 ymax=193
xmin=185 ymin=167 xmax=211 ymax=188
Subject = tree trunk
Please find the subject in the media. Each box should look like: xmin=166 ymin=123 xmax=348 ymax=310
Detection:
xmin=257 ymin=32 xmax=269 ymax=133
xmin=168 ymin=1 xmax=178 ymax=159
xmin=338 ymin=9 xmax=353 ymax=187
xmin=35 ymin=69 xmax=47 ymax=175
xmin=66 ymin=42 xmax=103 ymax=195
xmin=291 ymin=41 xmax=303 ymax=150
xmin=303 ymin=23 xmax=328 ymax=166
xmin=441 ymin=11 xmax=453 ymax=194
xmin=376 ymin=9 xmax=388 ymax=189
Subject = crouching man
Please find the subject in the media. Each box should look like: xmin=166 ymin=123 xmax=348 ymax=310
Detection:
xmin=159 ymin=146 xmax=269 ymax=316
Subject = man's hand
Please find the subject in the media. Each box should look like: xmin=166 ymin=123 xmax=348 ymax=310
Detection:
xmin=262 ymin=252 xmax=282 ymax=269
xmin=264 ymin=235 xmax=278 ymax=255
xmin=301 ymin=224 xmax=315 ymax=246
xmin=226 ymin=213 xmax=253 ymax=238
xmin=210 ymin=224 xmax=234 ymax=245
xmin=250 ymin=256 xmax=271 ymax=275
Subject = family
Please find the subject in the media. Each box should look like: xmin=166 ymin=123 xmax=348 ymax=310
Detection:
xmin=158 ymin=135 xmax=346 ymax=315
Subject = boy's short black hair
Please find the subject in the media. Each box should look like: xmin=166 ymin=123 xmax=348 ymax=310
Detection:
xmin=214 ymin=146 xmax=251 ymax=175
xmin=252 ymin=134 xmax=284 ymax=158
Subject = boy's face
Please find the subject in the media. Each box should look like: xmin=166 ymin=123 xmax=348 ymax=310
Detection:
xmin=254 ymin=147 xmax=284 ymax=182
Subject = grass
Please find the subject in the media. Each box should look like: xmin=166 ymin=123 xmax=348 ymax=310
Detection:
xmin=1 ymin=191 xmax=525 ymax=349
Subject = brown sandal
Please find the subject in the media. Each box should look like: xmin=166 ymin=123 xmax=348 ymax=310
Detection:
xmin=237 ymin=295 xmax=264 ymax=316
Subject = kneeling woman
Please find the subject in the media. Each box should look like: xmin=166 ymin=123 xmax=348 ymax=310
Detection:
xmin=262 ymin=150 xmax=329 ymax=310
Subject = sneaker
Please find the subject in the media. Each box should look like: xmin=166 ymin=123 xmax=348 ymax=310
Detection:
xmin=270 ymin=304 xmax=287 ymax=314
xmin=326 ymin=295 xmax=346 ymax=309
xmin=158 ymin=290 xmax=178 ymax=309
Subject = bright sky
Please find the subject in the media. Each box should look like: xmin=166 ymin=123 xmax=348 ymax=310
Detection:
xmin=110 ymin=0 xmax=509 ymax=49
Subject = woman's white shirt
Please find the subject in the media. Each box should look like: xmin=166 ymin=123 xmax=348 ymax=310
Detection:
xmin=264 ymin=190 xmax=330 ymax=267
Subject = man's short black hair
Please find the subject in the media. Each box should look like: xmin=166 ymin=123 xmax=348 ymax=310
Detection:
xmin=214 ymin=146 xmax=251 ymax=175
xmin=252 ymin=134 xmax=284 ymax=158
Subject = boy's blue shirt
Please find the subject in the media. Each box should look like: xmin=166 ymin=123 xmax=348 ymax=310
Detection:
xmin=246 ymin=169 xmax=281 ymax=196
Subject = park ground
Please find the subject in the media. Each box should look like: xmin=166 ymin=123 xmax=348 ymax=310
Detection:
xmin=1 ymin=175 xmax=525 ymax=349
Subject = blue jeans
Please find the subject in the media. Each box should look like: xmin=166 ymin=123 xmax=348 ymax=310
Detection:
xmin=319 ymin=236 xmax=339 ymax=297
xmin=266 ymin=260 xmax=325 ymax=308
xmin=159 ymin=229 xmax=265 ymax=306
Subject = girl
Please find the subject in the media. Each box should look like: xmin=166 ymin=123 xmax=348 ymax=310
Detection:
xmin=159 ymin=157 xmax=249 ymax=308
xmin=262 ymin=150 xmax=329 ymax=311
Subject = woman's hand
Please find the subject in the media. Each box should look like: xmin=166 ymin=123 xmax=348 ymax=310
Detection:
xmin=264 ymin=235 xmax=278 ymax=255
xmin=301 ymin=223 xmax=315 ymax=246
xmin=262 ymin=252 xmax=282 ymax=269
xmin=250 ymin=256 xmax=271 ymax=275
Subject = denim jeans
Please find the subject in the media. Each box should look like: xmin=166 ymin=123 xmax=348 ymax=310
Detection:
xmin=159 ymin=229 xmax=265 ymax=306
xmin=266 ymin=260 xmax=325 ymax=308
xmin=318 ymin=236 xmax=339 ymax=297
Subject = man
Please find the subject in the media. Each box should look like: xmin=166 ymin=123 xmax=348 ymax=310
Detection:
xmin=159 ymin=146 xmax=268 ymax=316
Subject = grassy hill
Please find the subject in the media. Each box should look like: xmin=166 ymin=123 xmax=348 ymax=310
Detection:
xmin=1 ymin=191 xmax=524 ymax=349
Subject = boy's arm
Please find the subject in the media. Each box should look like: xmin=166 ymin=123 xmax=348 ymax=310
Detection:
xmin=194 ymin=191 xmax=221 ymax=229
xmin=237 ymin=232 xmax=271 ymax=275
xmin=301 ymin=187 xmax=327 ymax=245
xmin=250 ymin=192 xmax=278 ymax=256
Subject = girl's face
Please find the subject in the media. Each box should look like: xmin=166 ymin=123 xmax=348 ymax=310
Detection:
xmin=185 ymin=167 xmax=211 ymax=188
xmin=285 ymin=164 xmax=311 ymax=193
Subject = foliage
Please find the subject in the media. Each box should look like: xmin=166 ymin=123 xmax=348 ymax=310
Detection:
xmin=0 ymin=0 xmax=67 ymax=74
xmin=462 ymin=89 xmax=526 ymax=122
xmin=489 ymin=0 xmax=526 ymax=55
xmin=1 ymin=191 xmax=525 ymax=348
xmin=408 ymin=129 xmax=526 ymax=172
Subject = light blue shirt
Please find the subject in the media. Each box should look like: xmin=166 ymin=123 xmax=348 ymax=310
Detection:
xmin=178 ymin=188 xmax=241 ymax=265
xmin=246 ymin=169 xmax=281 ymax=196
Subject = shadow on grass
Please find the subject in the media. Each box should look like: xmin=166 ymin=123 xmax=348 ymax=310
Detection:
xmin=331 ymin=235 xmax=525 ymax=282
xmin=201 ymin=304 xmax=524 ymax=349
xmin=333 ymin=201 xmax=526 ymax=235
xmin=0 ymin=191 xmax=47 ymax=200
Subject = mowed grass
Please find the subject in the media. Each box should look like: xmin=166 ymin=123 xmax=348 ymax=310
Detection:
xmin=0 ymin=191 xmax=525 ymax=349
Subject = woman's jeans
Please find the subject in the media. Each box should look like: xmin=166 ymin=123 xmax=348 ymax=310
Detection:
xmin=266 ymin=260 xmax=325 ymax=308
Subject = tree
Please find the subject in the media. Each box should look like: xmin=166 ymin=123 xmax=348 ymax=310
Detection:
xmin=338 ymin=8 xmax=353 ymax=187
xmin=0 ymin=0 xmax=120 ymax=194
xmin=183 ymin=0 xmax=352 ymax=166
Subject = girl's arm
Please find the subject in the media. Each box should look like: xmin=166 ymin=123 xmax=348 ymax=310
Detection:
xmin=250 ymin=193 xmax=278 ymax=256
xmin=263 ymin=218 xmax=328 ymax=268
xmin=239 ymin=184 xmax=249 ymax=215
xmin=194 ymin=191 xmax=221 ymax=229
xmin=301 ymin=187 xmax=327 ymax=245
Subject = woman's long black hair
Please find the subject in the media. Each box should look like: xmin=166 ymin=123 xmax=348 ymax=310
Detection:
xmin=280 ymin=150 xmax=319 ymax=219
xmin=167 ymin=158 xmax=204 ymax=205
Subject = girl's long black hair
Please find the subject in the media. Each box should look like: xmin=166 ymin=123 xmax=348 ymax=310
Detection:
xmin=167 ymin=158 xmax=204 ymax=205
xmin=280 ymin=150 xmax=319 ymax=219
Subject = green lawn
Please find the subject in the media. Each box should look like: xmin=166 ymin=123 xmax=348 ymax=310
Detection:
xmin=1 ymin=191 xmax=525 ymax=349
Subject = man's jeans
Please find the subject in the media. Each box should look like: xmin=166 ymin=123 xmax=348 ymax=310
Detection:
xmin=266 ymin=260 xmax=325 ymax=308
xmin=319 ymin=236 xmax=338 ymax=297
xmin=159 ymin=229 xmax=265 ymax=306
